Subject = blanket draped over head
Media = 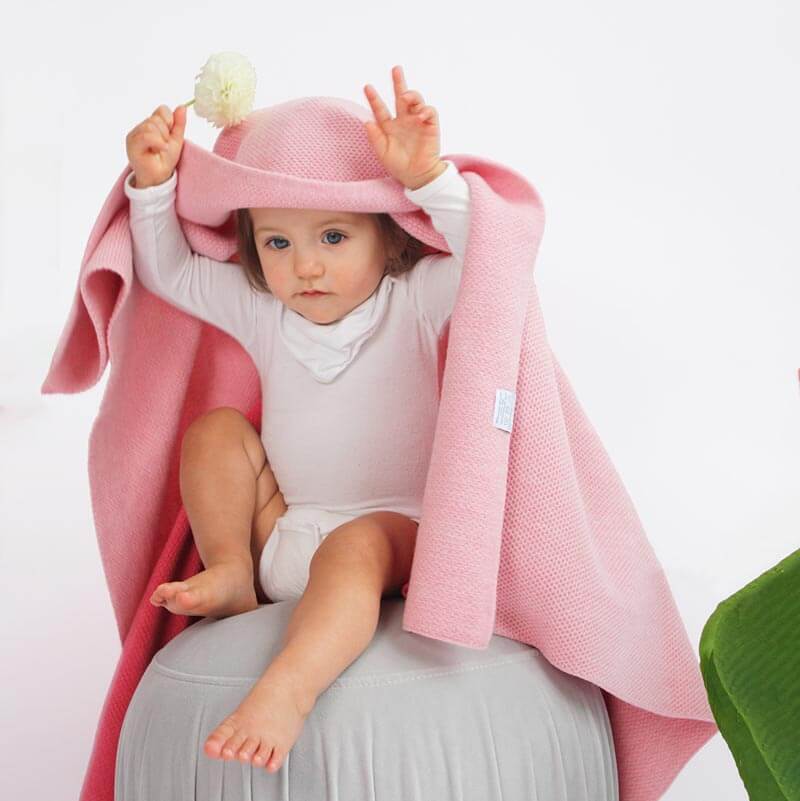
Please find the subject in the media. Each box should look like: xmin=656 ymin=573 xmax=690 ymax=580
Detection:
xmin=41 ymin=96 xmax=717 ymax=801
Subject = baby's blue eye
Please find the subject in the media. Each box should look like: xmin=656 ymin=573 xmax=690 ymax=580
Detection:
xmin=263 ymin=231 xmax=347 ymax=250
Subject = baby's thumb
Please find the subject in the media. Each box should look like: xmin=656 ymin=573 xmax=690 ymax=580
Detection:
xmin=172 ymin=104 xmax=187 ymax=140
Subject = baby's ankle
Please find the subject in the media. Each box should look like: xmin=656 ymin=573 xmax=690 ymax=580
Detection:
xmin=204 ymin=554 xmax=254 ymax=576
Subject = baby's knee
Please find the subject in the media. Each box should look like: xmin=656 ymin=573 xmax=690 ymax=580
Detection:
xmin=310 ymin=512 xmax=415 ymax=593
xmin=182 ymin=406 xmax=249 ymax=444
xmin=181 ymin=407 xmax=261 ymax=460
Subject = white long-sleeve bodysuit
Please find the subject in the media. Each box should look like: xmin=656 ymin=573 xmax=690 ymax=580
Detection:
xmin=124 ymin=160 xmax=471 ymax=601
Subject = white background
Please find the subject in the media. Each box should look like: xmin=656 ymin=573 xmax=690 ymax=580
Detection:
xmin=2 ymin=0 xmax=798 ymax=798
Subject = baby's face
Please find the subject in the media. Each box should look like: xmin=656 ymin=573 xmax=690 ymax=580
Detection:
xmin=249 ymin=206 xmax=387 ymax=325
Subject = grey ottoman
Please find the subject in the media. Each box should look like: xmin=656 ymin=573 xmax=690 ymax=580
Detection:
xmin=116 ymin=598 xmax=619 ymax=800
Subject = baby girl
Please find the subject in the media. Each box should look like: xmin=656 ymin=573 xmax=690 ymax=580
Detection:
xmin=124 ymin=65 xmax=470 ymax=774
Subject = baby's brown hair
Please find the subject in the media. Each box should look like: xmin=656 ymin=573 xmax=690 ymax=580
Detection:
xmin=235 ymin=209 xmax=429 ymax=294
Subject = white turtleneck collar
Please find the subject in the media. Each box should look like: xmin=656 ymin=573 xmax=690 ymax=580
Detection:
xmin=277 ymin=273 xmax=396 ymax=383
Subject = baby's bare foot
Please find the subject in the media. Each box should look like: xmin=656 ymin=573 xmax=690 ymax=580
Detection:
xmin=149 ymin=560 xmax=258 ymax=618
xmin=204 ymin=671 xmax=316 ymax=773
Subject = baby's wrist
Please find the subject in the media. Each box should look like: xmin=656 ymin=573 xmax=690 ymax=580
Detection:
xmin=130 ymin=171 xmax=174 ymax=190
xmin=404 ymin=160 xmax=448 ymax=191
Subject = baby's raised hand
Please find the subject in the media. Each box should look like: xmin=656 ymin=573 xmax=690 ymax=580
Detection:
xmin=363 ymin=66 xmax=444 ymax=190
xmin=126 ymin=104 xmax=188 ymax=189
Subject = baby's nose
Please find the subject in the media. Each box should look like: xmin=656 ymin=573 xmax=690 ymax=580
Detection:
xmin=294 ymin=259 xmax=324 ymax=278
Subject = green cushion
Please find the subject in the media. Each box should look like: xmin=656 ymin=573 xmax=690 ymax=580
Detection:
xmin=699 ymin=548 xmax=800 ymax=800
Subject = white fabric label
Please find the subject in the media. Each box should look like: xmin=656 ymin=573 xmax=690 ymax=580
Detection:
xmin=493 ymin=389 xmax=516 ymax=432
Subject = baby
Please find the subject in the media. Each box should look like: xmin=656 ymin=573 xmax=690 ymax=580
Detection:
xmin=124 ymin=65 xmax=471 ymax=774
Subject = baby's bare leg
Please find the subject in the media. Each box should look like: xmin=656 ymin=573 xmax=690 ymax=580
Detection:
xmin=204 ymin=511 xmax=418 ymax=771
xmin=149 ymin=406 xmax=287 ymax=617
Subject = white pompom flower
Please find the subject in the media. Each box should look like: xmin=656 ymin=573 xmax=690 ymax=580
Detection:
xmin=184 ymin=52 xmax=257 ymax=129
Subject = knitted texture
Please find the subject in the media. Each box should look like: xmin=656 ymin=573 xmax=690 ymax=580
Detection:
xmin=41 ymin=96 xmax=717 ymax=801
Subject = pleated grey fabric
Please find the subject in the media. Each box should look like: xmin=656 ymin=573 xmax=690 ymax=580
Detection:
xmin=116 ymin=599 xmax=618 ymax=800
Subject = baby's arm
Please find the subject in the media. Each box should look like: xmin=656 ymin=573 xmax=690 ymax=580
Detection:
xmin=124 ymin=168 xmax=266 ymax=355
xmin=402 ymin=159 xmax=471 ymax=336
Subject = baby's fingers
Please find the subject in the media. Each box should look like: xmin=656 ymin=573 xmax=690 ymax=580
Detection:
xmin=131 ymin=127 xmax=169 ymax=153
xmin=152 ymin=104 xmax=173 ymax=131
xmin=140 ymin=117 xmax=169 ymax=147
xmin=399 ymin=90 xmax=425 ymax=114
xmin=363 ymin=84 xmax=392 ymax=126
xmin=140 ymin=125 xmax=169 ymax=151
xmin=418 ymin=105 xmax=438 ymax=125
xmin=146 ymin=114 xmax=171 ymax=140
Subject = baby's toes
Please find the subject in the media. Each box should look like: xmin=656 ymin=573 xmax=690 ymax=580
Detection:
xmin=175 ymin=587 xmax=201 ymax=608
xmin=266 ymin=746 xmax=284 ymax=772
xmin=163 ymin=581 xmax=190 ymax=600
xmin=150 ymin=583 xmax=172 ymax=605
xmin=220 ymin=729 xmax=250 ymax=760
xmin=252 ymin=741 xmax=274 ymax=768
xmin=237 ymin=736 xmax=261 ymax=762
xmin=204 ymin=720 xmax=236 ymax=758
xmin=152 ymin=581 xmax=187 ymax=605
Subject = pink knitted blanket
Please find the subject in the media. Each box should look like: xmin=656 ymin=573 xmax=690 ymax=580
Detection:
xmin=42 ymin=97 xmax=717 ymax=801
